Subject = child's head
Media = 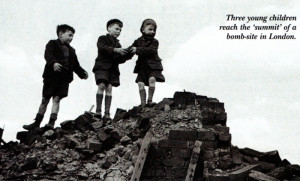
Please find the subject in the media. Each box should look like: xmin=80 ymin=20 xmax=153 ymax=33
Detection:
xmin=106 ymin=19 xmax=123 ymax=38
xmin=140 ymin=19 xmax=157 ymax=38
xmin=56 ymin=24 xmax=75 ymax=44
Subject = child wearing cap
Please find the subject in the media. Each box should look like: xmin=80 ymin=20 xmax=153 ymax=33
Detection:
xmin=93 ymin=19 xmax=131 ymax=119
xmin=129 ymin=19 xmax=165 ymax=106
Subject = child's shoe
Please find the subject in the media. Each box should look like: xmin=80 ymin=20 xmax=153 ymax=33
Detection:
xmin=23 ymin=113 xmax=43 ymax=130
xmin=95 ymin=112 xmax=102 ymax=119
xmin=23 ymin=120 xmax=41 ymax=130
xmin=44 ymin=113 xmax=57 ymax=129
xmin=103 ymin=113 xmax=111 ymax=119
xmin=45 ymin=120 xmax=55 ymax=129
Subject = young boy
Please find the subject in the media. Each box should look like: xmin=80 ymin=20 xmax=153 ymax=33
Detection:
xmin=93 ymin=19 xmax=131 ymax=119
xmin=23 ymin=24 xmax=88 ymax=130
xmin=130 ymin=19 xmax=165 ymax=106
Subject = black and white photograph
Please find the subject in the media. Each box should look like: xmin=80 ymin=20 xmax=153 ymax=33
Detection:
xmin=0 ymin=0 xmax=299 ymax=180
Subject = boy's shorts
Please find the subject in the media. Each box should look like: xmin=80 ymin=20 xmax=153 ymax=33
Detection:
xmin=136 ymin=66 xmax=165 ymax=86
xmin=94 ymin=70 xmax=120 ymax=87
xmin=42 ymin=79 xmax=69 ymax=99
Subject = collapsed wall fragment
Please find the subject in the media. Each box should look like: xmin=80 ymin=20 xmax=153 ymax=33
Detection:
xmin=0 ymin=91 xmax=299 ymax=181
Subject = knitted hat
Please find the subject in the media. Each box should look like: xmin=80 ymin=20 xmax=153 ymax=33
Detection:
xmin=107 ymin=19 xmax=123 ymax=30
xmin=140 ymin=19 xmax=157 ymax=33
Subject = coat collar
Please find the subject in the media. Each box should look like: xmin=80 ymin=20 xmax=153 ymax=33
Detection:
xmin=55 ymin=39 xmax=74 ymax=54
xmin=106 ymin=34 xmax=119 ymax=47
xmin=139 ymin=36 xmax=153 ymax=47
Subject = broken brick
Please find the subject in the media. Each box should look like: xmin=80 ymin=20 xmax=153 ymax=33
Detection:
xmin=86 ymin=139 xmax=102 ymax=152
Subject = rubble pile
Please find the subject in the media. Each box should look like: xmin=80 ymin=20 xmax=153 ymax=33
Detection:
xmin=0 ymin=91 xmax=299 ymax=181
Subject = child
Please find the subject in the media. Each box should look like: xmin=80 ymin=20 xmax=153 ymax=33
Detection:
xmin=130 ymin=19 xmax=165 ymax=106
xmin=23 ymin=24 xmax=88 ymax=130
xmin=93 ymin=19 xmax=131 ymax=119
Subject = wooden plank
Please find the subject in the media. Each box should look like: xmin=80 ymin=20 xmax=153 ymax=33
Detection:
xmin=185 ymin=140 xmax=202 ymax=181
xmin=229 ymin=164 xmax=260 ymax=180
xmin=0 ymin=127 xmax=6 ymax=145
xmin=0 ymin=128 xmax=3 ymax=140
xmin=130 ymin=132 xmax=153 ymax=181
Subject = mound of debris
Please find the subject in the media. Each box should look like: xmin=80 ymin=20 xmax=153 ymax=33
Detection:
xmin=0 ymin=91 xmax=299 ymax=181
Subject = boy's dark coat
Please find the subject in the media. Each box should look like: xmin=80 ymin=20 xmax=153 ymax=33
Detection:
xmin=43 ymin=39 xmax=87 ymax=83
xmin=132 ymin=36 xmax=163 ymax=73
xmin=92 ymin=34 xmax=129 ymax=74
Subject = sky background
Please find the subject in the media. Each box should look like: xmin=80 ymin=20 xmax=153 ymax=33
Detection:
xmin=0 ymin=0 xmax=299 ymax=163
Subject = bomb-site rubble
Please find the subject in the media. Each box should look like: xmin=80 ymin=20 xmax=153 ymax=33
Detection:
xmin=0 ymin=91 xmax=299 ymax=181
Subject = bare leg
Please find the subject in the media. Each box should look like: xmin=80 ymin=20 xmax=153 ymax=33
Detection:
xmin=51 ymin=96 xmax=61 ymax=114
xmin=37 ymin=97 xmax=50 ymax=115
xmin=105 ymin=84 xmax=112 ymax=96
xmin=97 ymin=83 xmax=106 ymax=94
xmin=46 ymin=96 xmax=61 ymax=128
xmin=148 ymin=77 xmax=156 ymax=104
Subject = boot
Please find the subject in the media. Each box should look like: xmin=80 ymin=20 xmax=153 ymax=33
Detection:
xmin=104 ymin=95 xmax=112 ymax=119
xmin=95 ymin=94 xmax=103 ymax=118
xmin=23 ymin=113 xmax=43 ymax=130
xmin=45 ymin=113 xmax=57 ymax=129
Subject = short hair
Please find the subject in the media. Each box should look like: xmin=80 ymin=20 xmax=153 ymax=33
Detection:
xmin=106 ymin=19 xmax=123 ymax=30
xmin=56 ymin=24 xmax=75 ymax=36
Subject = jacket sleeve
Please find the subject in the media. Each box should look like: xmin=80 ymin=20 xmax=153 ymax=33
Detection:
xmin=113 ymin=53 xmax=134 ymax=64
xmin=110 ymin=42 xmax=132 ymax=64
xmin=73 ymin=50 xmax=87 ymax=79
xmin=97 ymin=36 xmax=114 ymax=56
xmin=44 ymin=40 xmax=58 ymax=67
xmin=113 ymin=41 xmax=136 ymax=63
xmin=136 ymin=39 xmax=159 ymax=57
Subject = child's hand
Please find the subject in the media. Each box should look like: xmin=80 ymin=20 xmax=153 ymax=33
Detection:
xmin=114 ymin=48 xmax=128 ymax=56
xmin=131 ymin=47 xmax=137 ymax=54
xmin=53 ymin=63 xmax=62 ymax=72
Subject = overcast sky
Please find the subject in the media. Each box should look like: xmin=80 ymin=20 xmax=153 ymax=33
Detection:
xmin=0 ymin=0 xmax=299 ymax=163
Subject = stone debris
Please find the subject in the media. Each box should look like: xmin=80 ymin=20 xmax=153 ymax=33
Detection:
xmin=0 ymin=91 xmax=299 ymax=180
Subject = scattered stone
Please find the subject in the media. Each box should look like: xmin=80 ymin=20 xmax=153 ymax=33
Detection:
xmin=60 ymin=120 xmax=75 ymax=130
xmin=287 ymin=164 xmax=300 ymax=176
xmin=91 ymin=121 xmax=103 ymax=130
xmin=120 ymin=135 xmax=132 ymax=145
xmin=113 ymin=108 xmax=129 ymax=122
xmin=97 ymin=128 xmax=109 ymax=142
xmin=155 ymin=98 xmax=174 ymax=110
xmin=43 ymin=130 xmax=56 ymax=140
xmin=259 ymin=150 xmax=282 ymax=165
xmin=87 ymin=139 xmax=102 ymax=152
xmin=248 ymin=170 xmax=280 ymax=181
xmin=1 ymin=91 xmax=298 ymax=181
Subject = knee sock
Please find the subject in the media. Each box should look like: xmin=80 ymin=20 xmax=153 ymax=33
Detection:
xmin=104 ymin=95 xmax=112 ymax=115
xmin=49 ymin=113 xmax=57 ymax=124
xmin=147 ymin=86 xmax=155 ymax=104
xmin=96 ymin=94 xmax=103 ymax=113
xmin=139 ymin=89 xmax=146 ymax=106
